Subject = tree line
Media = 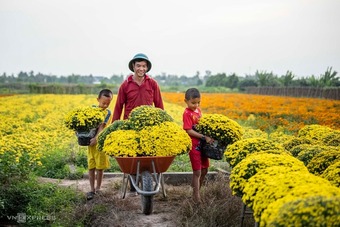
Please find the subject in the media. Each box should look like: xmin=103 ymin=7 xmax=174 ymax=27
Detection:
xmin=1 ymin=67 xmax=339 ymax=92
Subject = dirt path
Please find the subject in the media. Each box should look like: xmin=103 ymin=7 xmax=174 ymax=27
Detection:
xmin=39 ymin=177 xmax=189 ymax=226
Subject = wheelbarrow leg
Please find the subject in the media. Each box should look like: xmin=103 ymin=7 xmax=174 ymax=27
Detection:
xmin=121 ymin=173 xmax=129 ymax=199
xmin=160 ymin=173 xmax=167 ymax=198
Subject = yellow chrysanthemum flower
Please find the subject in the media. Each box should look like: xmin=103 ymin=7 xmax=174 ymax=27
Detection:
xmin=64 ymin=106 xmax=105 ymax=132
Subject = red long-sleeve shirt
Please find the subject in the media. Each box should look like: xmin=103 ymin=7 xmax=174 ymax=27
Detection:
xmin=112 ymin=74 xmax=164 ymax=121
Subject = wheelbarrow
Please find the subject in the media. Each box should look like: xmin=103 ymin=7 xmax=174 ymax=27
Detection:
xmin=114 ymin=156 xmax=175 ymax=215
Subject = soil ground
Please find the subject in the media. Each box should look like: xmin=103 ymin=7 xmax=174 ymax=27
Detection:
xmin=39 ymin=177 xmax=191 ymax=226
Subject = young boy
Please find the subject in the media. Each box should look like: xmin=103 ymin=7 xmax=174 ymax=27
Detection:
xmin=182 ymin=88 xmax=213 ymax=203
xmin=87 ymin=89 xmax=113 ymax=200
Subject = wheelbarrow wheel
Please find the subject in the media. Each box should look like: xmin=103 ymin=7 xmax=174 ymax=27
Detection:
xmin=141 ymin=171 xmax=153 ymax=215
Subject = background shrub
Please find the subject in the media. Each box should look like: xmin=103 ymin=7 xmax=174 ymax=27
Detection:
xmin=224 ymin=138 xmax=284 ymax=168
xmin=307 ymin=150 xmax=340 ymax=175
xmin=321 ymin=161 xmax=340 ymax=187
xmin=295 ymin=144 xmax=330 ymax=166
xmin=230 ymin=152 xmax=305 ymax=197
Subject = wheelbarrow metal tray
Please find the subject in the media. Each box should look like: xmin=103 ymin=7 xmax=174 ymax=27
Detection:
xmin=115 ymin=156 xmax=175 ymax=174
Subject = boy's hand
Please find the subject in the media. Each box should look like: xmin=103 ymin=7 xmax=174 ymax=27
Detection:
xmin=90 ymin=137 xmax=97 ymax=146
xmin=206 ymin=136 xmax=214 ymax=144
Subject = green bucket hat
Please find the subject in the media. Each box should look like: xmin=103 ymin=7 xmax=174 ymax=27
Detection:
xmin=128 ymin=53 xmax=152 ymax=72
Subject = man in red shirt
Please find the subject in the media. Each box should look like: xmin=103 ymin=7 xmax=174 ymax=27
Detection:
xmin=112 ymin=53 xmax=164 ymax=121
xmin=112 ymin=53 xmax=164 ymax=193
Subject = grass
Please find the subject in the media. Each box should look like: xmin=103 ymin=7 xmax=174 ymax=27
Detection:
xmin=0 ymin=174 xmax=84 ymax=226
xmin=172 ymin=173 xmax=255 ymax=227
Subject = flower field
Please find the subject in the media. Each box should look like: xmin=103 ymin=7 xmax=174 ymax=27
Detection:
xmin=0 ymin=94 xmax=187 ymax=181
xmin=1 ymin=93 xmax=340 ymax=226
xmin=162 ymin=92 xmax=340 ymax=132
xmin=1 ymin=93 xmax=339 ymax=176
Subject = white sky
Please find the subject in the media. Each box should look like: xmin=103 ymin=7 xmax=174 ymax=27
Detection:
xmin=0 ymin=0 xmax=339 ymax=78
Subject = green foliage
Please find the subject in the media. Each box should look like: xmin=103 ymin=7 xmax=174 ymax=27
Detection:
xmin=205 ymin=73 xmax=228 ymax=87
xmin=167 ymin=154 xmax=192 ymax=172
xmin=64 ymin=165 xmax=86 ymax=180
xmin=255 ymin=70 xmax=280 ymax=87
xmin=319 ymin=66 xmax=339 ymax=87
xmin=34 ymin=148 xmax=86 ymax=180
xmin=1 ymin=68 xmax=339 ymax=96
xmin=75 ymin=148 xmax=88 ymax=168
xmin=237 ymin=77 xmax=258 ymax=91
xmin=0 ymin=150 xmax=33 ymax=184
xmin=280 ymin=70 xmax=295 ymax=86
xmin=0 ymin=175 xmax=84 ymax=226
xmin=205 ymin=73 xmax=239 ymax=90
xmin=160 ymin=85 xmax=235 ymax=93
xmin=35 ymin=150 xmax=69 ymax=178
xmin=106 ymin=158 xmax=122 ymax=172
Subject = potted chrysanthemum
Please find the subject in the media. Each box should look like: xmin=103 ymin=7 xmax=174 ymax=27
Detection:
xmin=194 ymin=113 xmax=243 ymax=160
xmin=64 ymin=106 xmax=106 ymax=146
xmin=97 ymin=105 xmax=191 ymax=173
xmin=97 ymin=105 xmax=191 ymax=157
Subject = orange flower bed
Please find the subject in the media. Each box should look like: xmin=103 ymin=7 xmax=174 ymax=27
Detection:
xmin=162 ymin=92 xmax=340 ymax=132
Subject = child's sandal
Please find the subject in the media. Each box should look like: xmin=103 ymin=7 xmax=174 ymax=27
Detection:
xmin=86 ymin=191 xmax=95 ymax=200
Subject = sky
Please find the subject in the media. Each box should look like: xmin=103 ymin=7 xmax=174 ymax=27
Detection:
xmin=1 ymin=0 xmax=339 ymax=78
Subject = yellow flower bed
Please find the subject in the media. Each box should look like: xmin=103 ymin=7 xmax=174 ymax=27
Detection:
xmin=0 ymin=94 xmax=90 ymax=178
xmin=0 ymin=94 xmax=187 ymax=180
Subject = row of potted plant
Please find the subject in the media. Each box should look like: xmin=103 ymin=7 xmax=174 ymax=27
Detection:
xmin=224 ymin=125 xmax=340 ymax=226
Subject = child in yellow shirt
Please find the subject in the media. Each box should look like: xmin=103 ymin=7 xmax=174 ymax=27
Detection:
xmin=87 ymin=89 xmax=113 ymax=200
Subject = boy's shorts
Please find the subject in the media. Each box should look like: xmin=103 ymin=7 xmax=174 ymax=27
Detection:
xmin=88 ymin=145 xmax=110 ymax=170
xmin=189 ymin=149 xmax=209 ymax=171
